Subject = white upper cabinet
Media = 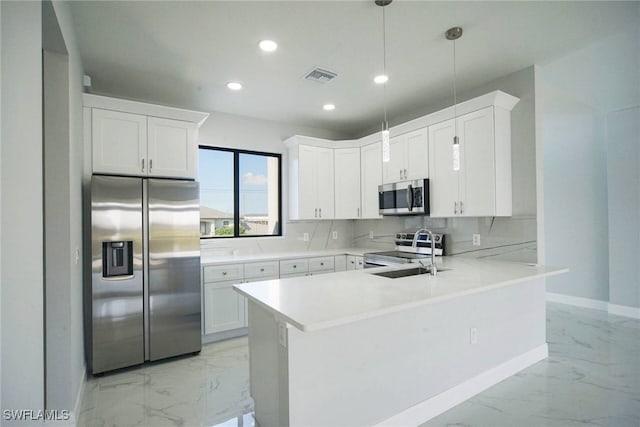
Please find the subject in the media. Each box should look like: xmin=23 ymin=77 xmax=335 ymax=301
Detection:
xmin=382 ymin=128 xmax=428 ymax=183
xmin=85 ymin=94 xmax=208 ymax=179
xmin=360 ymin=142 xmax=383 ymax=219
xmin=92 ymin=109 xmax=147 ymax=176
xmin=288 ymin=142 xmax=335 ymax=220
xmin=147 ymin=117 xmax=197 ymax=179
xmin=334 ymin=147 xmax=361 ymax=219
xmin=429 ymin=105 xmax=513 ymax=217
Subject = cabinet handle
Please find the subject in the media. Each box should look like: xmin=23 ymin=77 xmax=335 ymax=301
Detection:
xmin=141 ymin=159 xmax=145 ymax=172
xmin=260 ymin=268 xmax=265 ymax=272
xmin=357 ymin=207 xmax=360 ymax=217
xmin=222 ymin=271 xmax=227 ymax=276
xmin=149 ymin=159 xmax=153 ymax=171
xmin=320 ymin=262 xmax=324 ymax=266
xmin=293 ymin=265 xmax=297 ymax=269
xmin=460 ymin=201 xmax=464 ymax=214
xmin=454 ymin=201 xmax=458 ymax=215
xmin=400 ymin=170 xmax=403 ymax=180
xmin=319 ymin=208 xmax=322 ymax=218
xmin=404 ymin=169 xmax=407 ymax=179
xmin=315 ymin=208 xmax=318 ymax=218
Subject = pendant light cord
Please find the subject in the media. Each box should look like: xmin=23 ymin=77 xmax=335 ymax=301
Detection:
xmin=453 ymin=37 xmax=457 ymax=136
xmin=382 ymin=4 xmax=388 ymax=126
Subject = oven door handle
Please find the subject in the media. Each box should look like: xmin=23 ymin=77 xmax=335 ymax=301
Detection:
xmin=406 ymin=184 xmax=414 ymax=212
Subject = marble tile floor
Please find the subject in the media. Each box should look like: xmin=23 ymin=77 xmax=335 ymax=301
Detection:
xmin=78 ymin=302 xmax=640 ymax=427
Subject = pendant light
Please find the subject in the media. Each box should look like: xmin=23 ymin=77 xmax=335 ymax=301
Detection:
xmin=376 ymin=0 xmax=392 ymax=162
xmin=446 ymin=26 xmax=463 ymax=171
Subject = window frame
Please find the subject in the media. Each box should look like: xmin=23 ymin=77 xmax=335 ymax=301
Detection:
xmin=198 ymin=145 xmax=283 ymax=239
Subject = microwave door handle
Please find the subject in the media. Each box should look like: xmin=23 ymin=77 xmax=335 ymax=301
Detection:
xmin=406 ymin=184 xmax=414 ymax=212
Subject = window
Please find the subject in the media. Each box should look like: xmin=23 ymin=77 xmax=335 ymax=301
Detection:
xmin=199 ymin=146 xmax=281 ymax=238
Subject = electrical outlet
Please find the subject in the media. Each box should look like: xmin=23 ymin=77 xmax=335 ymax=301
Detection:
xmin=470 ymin=327 xmax=478 ymax=344
xmin=332 ymin=231 xmax=338 ymax=240
xmin=472 ymin=234 xmax=481 ymax=246
xmin=303 ymin=232 xmax=309 ymax=242
xmin=278 ymin=322 xmax=288 ymax=348
xmin=369 ymin=231 xmax=374 ymax=239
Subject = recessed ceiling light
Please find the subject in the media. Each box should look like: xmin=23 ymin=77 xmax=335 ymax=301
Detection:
xmin=227 ymin=82 xmax=243 ymax=91
xmin=259 ymin=40 xmax=278 ymax=52
xmin=374 ymin=74 xmax=389 ymax=84
xmin=323 ymin=104 xmax=336 ymax=111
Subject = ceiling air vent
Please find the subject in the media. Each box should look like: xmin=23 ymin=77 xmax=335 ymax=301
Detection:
xmin=304 ymin=67 xmax=338 ymax=84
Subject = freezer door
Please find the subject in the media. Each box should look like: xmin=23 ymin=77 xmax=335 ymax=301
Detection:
xmin=90 ymin=175 xmax=144 ymax=374
xmin=148 ymin=179 xmax=202 ymax=360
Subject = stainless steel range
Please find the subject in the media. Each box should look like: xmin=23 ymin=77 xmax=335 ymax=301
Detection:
xmin=364 ymin=231 xmax=445 ymax=268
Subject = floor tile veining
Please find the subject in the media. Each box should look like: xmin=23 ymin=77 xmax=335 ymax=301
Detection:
xmin=78 ymin=303 xmax=640 ymax=427
xmin=78 ymin=338 xmax=253 ymax=427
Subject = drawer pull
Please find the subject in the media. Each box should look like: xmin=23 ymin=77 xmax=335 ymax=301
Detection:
xmin=293 ymin=265 xmax=297 ymax=268
xmin=320 ymin=262 xmax=324 ymax=266
xmin=260 ymin=268 xmax=265 ymax=272
xmin=222 ymin=271 xmax=227 ymax=276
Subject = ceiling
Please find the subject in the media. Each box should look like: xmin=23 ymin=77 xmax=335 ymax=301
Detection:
xmin=69 ymin=1 xmax=638 ymax=137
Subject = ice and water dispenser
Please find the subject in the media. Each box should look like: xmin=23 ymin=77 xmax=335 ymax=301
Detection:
xmin=102 ymin=241 xmax=133 ymax=277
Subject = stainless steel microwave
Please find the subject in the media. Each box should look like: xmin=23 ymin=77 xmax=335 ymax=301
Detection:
xmin=378 ymin=179 xmax=430 ymax=216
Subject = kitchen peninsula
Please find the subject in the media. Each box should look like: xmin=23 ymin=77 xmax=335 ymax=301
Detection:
xmin=234 ymin=257 xmax=567 ymax=426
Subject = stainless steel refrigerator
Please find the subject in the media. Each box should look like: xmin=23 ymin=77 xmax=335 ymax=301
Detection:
xmin=87 ymin=175 xmax=201 ymax=374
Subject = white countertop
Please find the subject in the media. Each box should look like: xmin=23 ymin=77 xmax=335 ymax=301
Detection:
xmin=201 ymin=247 xmax=370 ymax=266
xmin=234 ymin=257 xmax=568 ymax=332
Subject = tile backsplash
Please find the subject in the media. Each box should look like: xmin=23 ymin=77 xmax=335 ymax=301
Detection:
xmin=200 ymin=220 xmax=354 ymax=257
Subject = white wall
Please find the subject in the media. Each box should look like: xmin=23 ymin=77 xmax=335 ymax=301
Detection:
xmin=354 ymin=67 xmax=538 ymax=263
xmin=538 ymin=18 xmax=639 ymax=305
xmin=1 ymin=0 xmax=45 ymax=417
xmin=607 ymin=106 xmax=640 ymax=308
xmin=45 ymin=0 xmax=86 ymax=415
xmin=197 ymin=111 xmax=355 ymax=256
xmin=538 ymin=80 xmax=609 ymax=301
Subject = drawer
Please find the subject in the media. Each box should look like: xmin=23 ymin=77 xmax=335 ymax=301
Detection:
xmin=279 ymin=258 xmax=309 ymax=275
xmin=308 ymin=256 xmax=334 ymax=272
xmin=244 ymin=261 xmax=279 ymax=279
xmin=203 ymin=264 xmax=244 ymax=283
xmin=334 ymin=255 xmax=347 ymax=272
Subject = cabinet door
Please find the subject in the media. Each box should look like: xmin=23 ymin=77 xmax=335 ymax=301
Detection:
xmin=297 ymin=145 xmax=318 ymax=219
xmin=458 ymin=107 xmax=496 ymax=217
xmin=382 ymin=136 xmax=406 ymax=183
xmin=204 ymin=280 xmax=246 ymax=334
xmin=334 ymin=147 xmax=361 ymax=219
xmin=315 ymin=146 xmax=335 ymax=219
xmin=405 ymin=128 xmax=429 ymax=180
xmin=147 ymin=117 xmax=197 ymax=179
xmin=346 ymin=255 xmax=358 ymax=271
xmin=334 ymin=255 xmax=347 ymax=272
xmin=92 ymin=109 xmax=147 ymax=176
xmin=428 ymin=119 xmax=459 ymax=217
xmin=360 ymin=142 xmax=383 ymax=219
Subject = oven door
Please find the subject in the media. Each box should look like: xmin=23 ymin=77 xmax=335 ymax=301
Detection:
xmin=378 ymin=179 xmax=429 ymax=215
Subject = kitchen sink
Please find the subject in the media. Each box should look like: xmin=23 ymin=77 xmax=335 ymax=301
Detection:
xmin=372 ymin=266 xmax=449 ymax=279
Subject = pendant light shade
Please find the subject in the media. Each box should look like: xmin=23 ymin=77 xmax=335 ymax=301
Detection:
xmin=446 ymin=26 xmax=463 ymax=171
xmin=377 ymin=0 xmax=392 ymax=162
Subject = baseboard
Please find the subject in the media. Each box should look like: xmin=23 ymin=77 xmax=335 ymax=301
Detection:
xmin=373 ymin=344 xmax=549 ymax=427
xmin=43 ymin=366 xmax=86 ymax=426
xmin=546 ymin=292 xmax=609 ymax=312
xmin=71 ymin=367 xmax=87 ymax=425
xmin=547 ymin=292 xmax=640 ymax=320
xmin=202 ymin=327 xmax=248 ymax=344
xmin=608 ymin=303 xmax=640 ymax=319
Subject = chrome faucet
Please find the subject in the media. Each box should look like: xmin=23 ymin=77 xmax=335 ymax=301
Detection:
xmin=413 ymin=228 xmax=437 ymax=276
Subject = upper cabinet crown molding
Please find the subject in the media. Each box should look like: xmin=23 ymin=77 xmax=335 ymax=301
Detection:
xmin=83 ymin=93 xmax=209 ymax=126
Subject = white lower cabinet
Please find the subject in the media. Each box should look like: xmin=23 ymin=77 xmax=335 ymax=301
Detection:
xmin=204 ymin=280 xmax=245 ymax=335
xmin=203 ymin=254 xmax=361 ymax=337
xmin=346 ymin=255 xmax=364 ymax=270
